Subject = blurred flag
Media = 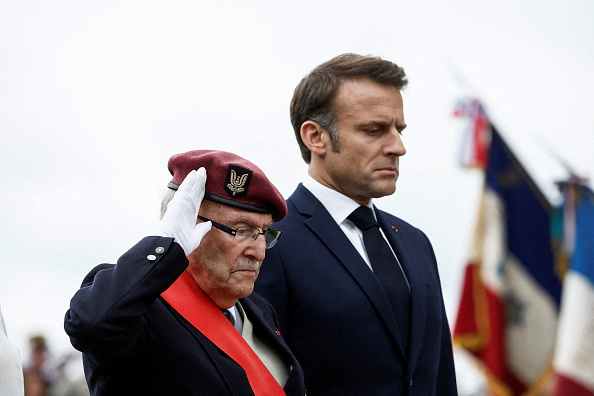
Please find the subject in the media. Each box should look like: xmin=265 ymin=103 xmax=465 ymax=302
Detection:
xmin=453 ymin=98 xmax=490 ymax=169
xmin=453 ymin=100 xmax=562 ymax=395
xmin=551 ymin=180 xmax=594 ymax=396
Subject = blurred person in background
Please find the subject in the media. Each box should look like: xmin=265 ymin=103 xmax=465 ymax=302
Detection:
xmin=23 ymin=370 xmax=47 ymax=396
xmin=22 ymin=336 xmax=89 ymax=396
xmin=23 ymin=336 xmax=53 ymax=396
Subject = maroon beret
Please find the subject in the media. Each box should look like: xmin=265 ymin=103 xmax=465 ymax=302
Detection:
xmin=167 ymin=150 xmax=287 ymax=221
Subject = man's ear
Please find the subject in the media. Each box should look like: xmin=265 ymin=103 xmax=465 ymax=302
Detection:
xmin=300 ymin=121 xmax=328 ymax=157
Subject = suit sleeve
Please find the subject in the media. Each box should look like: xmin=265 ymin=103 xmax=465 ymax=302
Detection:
xmin=64 ymin=236 xmax=188 ymax=365
xmin=437 ymin=308 xmax=458 ymax=394
xmin=421 ymin=231 xmax=458 ymax=395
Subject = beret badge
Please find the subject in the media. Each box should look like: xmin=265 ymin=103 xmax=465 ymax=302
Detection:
xmin=225 ymin=165 xmax=252 ymax=198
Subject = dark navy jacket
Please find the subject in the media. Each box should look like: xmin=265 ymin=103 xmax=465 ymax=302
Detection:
xmin=255 ymin=184 xmax=457 ymax=395
xmin=65 ymin=236 xmax=305 ymax=396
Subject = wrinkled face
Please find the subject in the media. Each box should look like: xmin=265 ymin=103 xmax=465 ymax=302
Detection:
xmin=322 ymin=78 xmax=407 ymax=205
xmin=187 ymin=201 xmax=272 ymax=308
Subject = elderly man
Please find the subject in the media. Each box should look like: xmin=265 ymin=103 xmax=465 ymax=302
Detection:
xmin=64 ymin=150 xmax=306 ymax=396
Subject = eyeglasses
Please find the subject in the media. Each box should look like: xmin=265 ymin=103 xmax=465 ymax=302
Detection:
xmin=198 ymin=215 xmax=282 ymax=249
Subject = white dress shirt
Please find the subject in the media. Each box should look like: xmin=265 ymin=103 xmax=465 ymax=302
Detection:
xmin=235 ymin=302 xmax=289 ymax=388
xmin=302 ymin=175 xmax=409 ymax=287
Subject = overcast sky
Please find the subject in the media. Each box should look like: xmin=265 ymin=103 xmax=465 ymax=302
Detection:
xmin=1 ymin=0 xmax=593 ymax=360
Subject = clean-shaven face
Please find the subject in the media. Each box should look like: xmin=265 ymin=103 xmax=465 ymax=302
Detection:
xmin=322 ymin=78 xmax=407 ymax=205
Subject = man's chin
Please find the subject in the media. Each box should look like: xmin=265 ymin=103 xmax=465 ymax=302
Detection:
xmin=370 ymin=184 xmax=397 ymax=199
xmin=228 ymin=278 xmax=256 ymax=297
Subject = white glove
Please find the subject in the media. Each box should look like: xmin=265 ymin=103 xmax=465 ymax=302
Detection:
xmin=155 ymin=168 xmax=212 ymax=256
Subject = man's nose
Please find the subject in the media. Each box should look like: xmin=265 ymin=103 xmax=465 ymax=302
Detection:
xmin=245 ymin=235 xmax=267 ymax=262
xmin=385 ymin=129 xmax=406 ymax=156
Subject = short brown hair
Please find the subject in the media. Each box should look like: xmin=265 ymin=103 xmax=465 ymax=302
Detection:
xmin=290 ymin=53 xmax=408 ymax=163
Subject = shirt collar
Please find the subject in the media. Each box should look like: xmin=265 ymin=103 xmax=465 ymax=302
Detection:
xmin=303 ymin=174 xmax=375 ymax=225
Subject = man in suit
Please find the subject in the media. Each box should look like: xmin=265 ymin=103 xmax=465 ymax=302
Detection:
xmin=255 ymin=54 xmax=458 ymax=395
xmin=65 ymin=150 xmax=306 ymax=396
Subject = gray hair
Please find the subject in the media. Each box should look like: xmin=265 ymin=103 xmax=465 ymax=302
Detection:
xmin=160 ymin=188 xmax=176 ymax=220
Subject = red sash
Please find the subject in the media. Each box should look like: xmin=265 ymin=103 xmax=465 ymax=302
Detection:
xmin=161 ymin=271 xmax=285 ymax=396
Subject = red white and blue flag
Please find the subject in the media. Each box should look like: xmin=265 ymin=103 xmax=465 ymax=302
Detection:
xmin=453 ymin=101 xmax=563 ymax=395
xmin=551 ymin=180 xmax=594 ymax=396
xmin=453 ymin=98 xmax=490 ymax=169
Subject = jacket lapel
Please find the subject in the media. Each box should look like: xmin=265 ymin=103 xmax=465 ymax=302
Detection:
xmin=240 ymin=297 xmax=304 ymax=394
xmin=290 ymin=185 xmax=406 ymax=358
xmin=240 ymin=297 xmax=292 ymax=359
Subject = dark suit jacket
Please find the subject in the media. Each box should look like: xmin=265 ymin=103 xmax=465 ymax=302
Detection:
xmin=64 ymin=236 xmax=305 ymax=396
xmin=255 ymin=184 xmax=457 ymax=395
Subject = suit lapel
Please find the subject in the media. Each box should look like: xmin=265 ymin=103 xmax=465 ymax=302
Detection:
xmin=290 ymin=185 xmax=406 ymax=358
xmin=376 ymin=209 xmax=429 ymax=371
xmin=240 ymin=297 xmax=290 ymax=357
xmin=240 ymin=297 xmax=303 ymax=393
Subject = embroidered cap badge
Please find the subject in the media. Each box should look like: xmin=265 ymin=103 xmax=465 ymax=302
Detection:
xmin=225 ymin=165 xmax=252 ymax=198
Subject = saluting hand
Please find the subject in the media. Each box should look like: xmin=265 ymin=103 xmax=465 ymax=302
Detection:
xmin=156 ymin=168 xmax=212 ymax=256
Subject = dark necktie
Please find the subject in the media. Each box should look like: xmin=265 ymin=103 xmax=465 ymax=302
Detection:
xmin=348 ymin=206 xmax=411 ymax=353
xmin=222 ymin=309 xmax=236 ymax=326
